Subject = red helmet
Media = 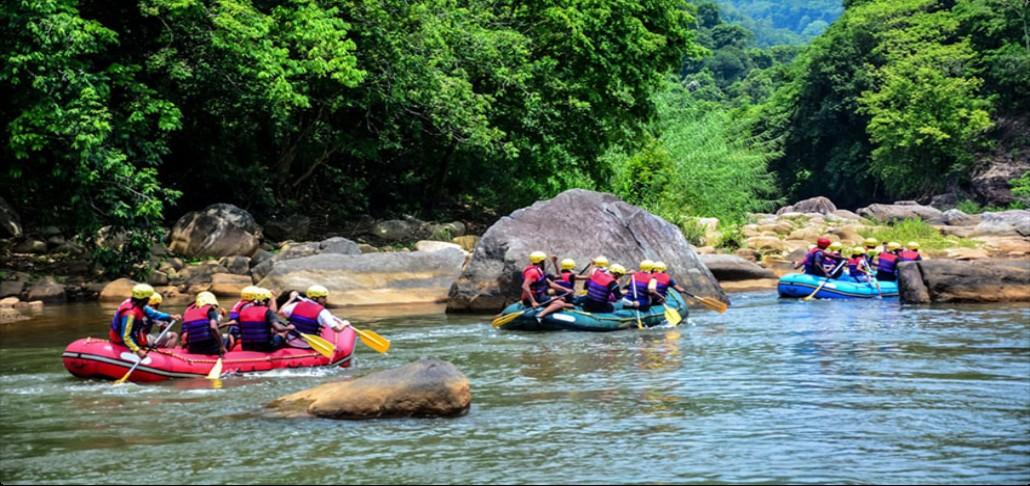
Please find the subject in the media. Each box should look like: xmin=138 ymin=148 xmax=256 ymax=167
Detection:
xmin=817 ymin=237 xmax=831 ymax=249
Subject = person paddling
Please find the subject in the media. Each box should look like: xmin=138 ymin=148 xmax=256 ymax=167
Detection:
xmin=181 ymin=292 xmax=228 ymax=356
xmin=109 ymin=284 xmax=157 ymax=358
xmin=535 ymin=257 xmax=579 ymax=320
xmin=142 ymin=292 xmax=180 ymax=349
xmin=622 ymin=260 xmax=660 ymax=311
xmin=279 ymin=285 xmax=351 ymax=348
xmin=875 ymin=242 xmax=902 ymax=282
xmin=583 ymin=263 xmax=626 ymax=313
xmin=651 ymin=261 xmax=687 ymax=299
xmin=797 ymin=238 xmax=834 ymax=277
xmin=238 ymin=288 xmax=294 ymax=352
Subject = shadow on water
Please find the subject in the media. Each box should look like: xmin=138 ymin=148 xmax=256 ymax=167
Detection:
xmin=1 ymin=294 xmax=1028 ymax=484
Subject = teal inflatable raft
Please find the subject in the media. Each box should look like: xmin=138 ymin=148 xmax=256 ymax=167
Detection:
xmin=494 ymin=290 xmax=688 ymax=331
xmin=777 ymin=273 xmax=899 ymax=299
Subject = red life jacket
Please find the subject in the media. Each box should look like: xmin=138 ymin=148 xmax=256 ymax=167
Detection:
xmin=239 ymin=304 xmax=273 ymax=348
xmin=556 ymin=270 xmax=574 ymax=290
xmin=586 ymin=270 xmax=615 ymax=303
xmin=629 ymin=272 xmax=652 ymax=306
xmin=803 ymin=247 xmax=824 ymax=275
xmin=109 ymin=299 xmax=146 ymax=345
xmin=522 ymin=264 xmax=548 ymax=300
xmin=898 ymin=250 xmax=921 ymax=262
xmin=288 ymin=300 xmax=325 ymax=335
xmin=847 ymin=256 xmax=866 ymax=278
xmin=653 ymin=272 xmax=671 ymax=296
xmin=183 ymin=304 xmax=216 ymax=347
xmin=877 ymin=251 xmax=899 ymax=274
xmin=229 ymin=300 xmax=247 ymax=321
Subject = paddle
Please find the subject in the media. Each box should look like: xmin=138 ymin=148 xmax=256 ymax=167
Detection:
xmin=630 ymin=277 xmax=644 ymax=329
xmin=678 ymin=289 xmax=729 ymax=314
xmin=290 ymin=331 xmax=337 ymax=359
xmin=331 ymin=316 xmax=390 ymax=353
xmin=206 ymin=356 xmax=223 ymax=380
xmin=663 ymin=302 xmax=683 ymax=326
xmin=114 ymin=320 xmax=177 ymax=385
xmin=491 ymin=295 xmax=565 ymax=328
xmin=803 ymin=259 xmax=848 ymax=301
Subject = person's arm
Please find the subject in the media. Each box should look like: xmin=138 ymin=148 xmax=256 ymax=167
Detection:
xmin=609 ymin=281 xmax=623 ymax=300
xmin=144 ymin=306 xmax=172 ymax=322
xmin=267 ymin=310 xmax=292 ymax=333
xmin=122 ymin=314 xmax=145 ymax=356
xmin=522 ymin=275 xmax=540 ymax=307
xmin=321 ymin=310 xmax=349 ymax=332
xmin=208 ymin=310 xmax=225 ymax=354
xmin=278 ymin=291 xmax=301 ymax=317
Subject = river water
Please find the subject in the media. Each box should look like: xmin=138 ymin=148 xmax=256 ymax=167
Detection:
xmin=1 ymin=292 xmax=1028 ymax=484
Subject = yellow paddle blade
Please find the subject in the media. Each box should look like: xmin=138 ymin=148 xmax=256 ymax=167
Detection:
xmin=663 ymin=304 xmax=683 ymax=325
xmin=113 ymin=371 xmax=132 ymax=385
xmin=206 ymin=357 xmax=223 ymax=380
xmin=354 ymin=327 xmax=391 ymax=353
xmin=299 ymin=332 xmax=336 ymax=359
xmin=491 ymin=310 xmax=525 ymax=328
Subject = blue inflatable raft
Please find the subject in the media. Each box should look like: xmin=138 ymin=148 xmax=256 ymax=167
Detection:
xmin=494 ymin=290 xmax=689 ymax=331
xmin=777 ymin=273 xmax=899 ymax=299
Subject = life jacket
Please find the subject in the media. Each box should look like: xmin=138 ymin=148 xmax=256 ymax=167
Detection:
xmin=653 ymin=272 xmax=671 ymax=296
xmin=585 ymin=270 xmax=615 ymax=304
xmin=288 ymin=300 xmax=324 ymax=335
xmin=522 ymin=265 xmax=548 ymax=300
xmin=847 ymin=256 xmax=866 ymax=278
xmin=556 ymin=270 xmax=575 ymax=290
xmin=629 ymin=272 xmax=652 ymax=307
xmin=109 ymin=299 xmax=145 ymax=345
xmin=877 ymin=251 xmax=899 ymax=275
xmin=898 ymin=250 xmax=921 ymax=262
xmin=238 ymin=304 xmax=273 ymax=348
xmin=182 ymin=304 xmax=216 ymax=347
xmin=229 ymin=300 xmax=247 ymax=321
xmin=803 ymin=248 xmax=825 ymax=275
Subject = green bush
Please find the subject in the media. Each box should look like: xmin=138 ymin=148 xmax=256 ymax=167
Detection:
xmin=860 ymin=218 xmax=978 ymax=251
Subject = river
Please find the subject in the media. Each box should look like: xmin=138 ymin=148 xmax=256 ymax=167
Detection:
xmin=1 ymin=292 xmax=1028 ymax=484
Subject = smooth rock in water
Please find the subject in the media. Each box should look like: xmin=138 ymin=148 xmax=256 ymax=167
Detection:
xmin=27 ymin=277 xmax=65 ymax=303
xmin=857 ymin=203 xmax=945 ymax=224
xmin=269 ymin=359 xmax=470 ymax=419
xmin=0 ymin=196 xmax=22 ymax=239
xmin=0 ymin=281 xmax=25 ymax=299
xmin=14 ymin=239 xmax=47 ymax=254
xmin=209 ymin=273 xmax=254 ymax=298
xmin=776 ymin=196 xmax=837 ymax=215
xmin=0 ymin=307 xmax=28 ymax=324
xmin=898 ymin=260 xmax=1030 ymax=304
xmin=99 ymin=278 xmax=137 ymax=301
xmin=169 ymin=203 xmax=262 ymax=258
xmin=0 ymin=297 xmax=19 ymax=307
xmin=700 ymin=254 xmax=777 ymax=281
xmin=942 ymin=209 xmax=981 ymax=226
xmin=447 ymin=189 xmax=726 ymax=313
xmin=14 ymin=300 xmax=44 ymax=312
xmin=257 ymin=249 xmax=465 ymax=307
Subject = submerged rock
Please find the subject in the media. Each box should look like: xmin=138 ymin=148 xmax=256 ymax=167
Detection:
xmin=446 ymin=189 xmax=726 ymax=313
xmin=700 ymin=255 xmax=776 ymax=281
xmin=898 ymin=260 xmax=1030 ymax=304
xmin=269 ymin=359 xmax=471 ymax=419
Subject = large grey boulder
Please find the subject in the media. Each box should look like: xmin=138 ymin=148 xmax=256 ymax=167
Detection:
xmin=446 ymin=189 xmax=726 ymax=313
xmin=972 ymin=158 xmax=1029 ymax=206
xmin=250 ymin=237 xmax=362 ymax=282
xmin=857 ymin=202 xmax=946 ymax=224
xmin=0 ymin=196 xmax=22 ymax=239
xmin=776 ymin=196 xmax=837 ymax=215
xmin=269 ymin=359 xmax=470 ymax=419
xmin=27 ymin=276 xmax=66 ymax=303
xmin=942 ymin=209 xmax=981 ymax=226
xmin=898 ymin=260 xmax=1030 ymax=304
xmin=972 ymin=210 xmax=1030 ymax=237
xmin=169 ymin=204 xmax=262 ymax=258
xmin=700 ymin=255 xmax=777 ymax=281
xmin=257 ymin=249 xmax=465 ymax=307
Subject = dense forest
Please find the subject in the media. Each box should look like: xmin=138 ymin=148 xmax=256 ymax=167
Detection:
xmin=2 ymin=0 xmax=1028 ymax=271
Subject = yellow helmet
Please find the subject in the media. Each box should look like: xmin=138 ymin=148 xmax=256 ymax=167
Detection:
xmin=592 ymin=255 xmax=609 ymax=268
xmin=907 ymin=241 xmax=920 ymax=250
xmin=148 ymin=292 xmax=163 ymax=306
xmin=887 ymin=241 xmax=901 ymax=251
xmin=609 ymin=264 xmax=627 ymax=276
xmin=560 ymin=258 xmax=576 ymax=270
xmin=639 ymin=259 xmax=654 ymax=272
xmin=829 ymin=241 xmax=843 ymax=251
xmin=864 ymin=237 xmax=878 ymax=248
xmin=306 ymin=284 xmax=329 ymax=298
xmin=256 ymin=287 xmax=273 ymax=301
xmin=240 ymin=285 xmax=259 ymax=301
xmin=529 ymin=251 xmax=547 ymax=264
xmin=653 ymin=261 xmax=668 ymax=272
xmin=195 ymin=291 xmax=219 ymax=308
xmin=131 ymin=283 xmax=155 ymax=299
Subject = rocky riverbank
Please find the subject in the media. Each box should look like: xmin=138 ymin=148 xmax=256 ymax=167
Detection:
xmin=2 ymin=194 xmax=1028 ymax=314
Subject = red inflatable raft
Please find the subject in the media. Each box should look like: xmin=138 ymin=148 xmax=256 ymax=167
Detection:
xmin=62 ymin=327 xmax=357 ymax=382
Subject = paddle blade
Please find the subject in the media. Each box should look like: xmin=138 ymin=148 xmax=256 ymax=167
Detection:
xmin=355 ymin=327 xmax=391 ymax=353
xmin=113 ymin=371 xmax=132 ymax=385
xmin=695 ymin=296 xmax=729 ymax=313
xmin=206 ymin=358 xmax=223 ymax=380
xmin=299 ymin=332 xmax=336 ymax=359
xmin=663 ymin=305 xmax=683 ymax=326
xmin=491 ymin=310 xmax=524 ymax=328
